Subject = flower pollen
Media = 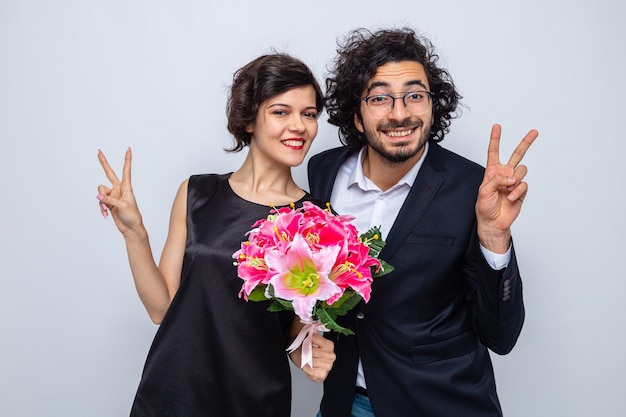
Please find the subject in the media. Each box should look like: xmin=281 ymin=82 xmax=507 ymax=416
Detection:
xmin=302 ymin=273 xmax=318 ymax=288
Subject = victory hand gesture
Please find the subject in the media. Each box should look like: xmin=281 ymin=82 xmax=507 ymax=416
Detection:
xmin=475 ymin=124 xmax=538 ymax=253
xmin=97 ymin=147 xmax=144 ymax=237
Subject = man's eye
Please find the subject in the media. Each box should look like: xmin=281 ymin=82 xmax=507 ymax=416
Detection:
xmin=406 ymin=92 xmax=423 ymax=101
xmin=370 ymin=95 xmax=390 ymax=104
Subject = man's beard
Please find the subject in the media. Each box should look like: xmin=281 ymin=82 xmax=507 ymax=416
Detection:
xmin=364 ymin=117 xmax=431 ymax=163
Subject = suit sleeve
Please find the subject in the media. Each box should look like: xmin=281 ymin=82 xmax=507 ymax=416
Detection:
xmin=465 ymin=235 xmax=525 ymax=355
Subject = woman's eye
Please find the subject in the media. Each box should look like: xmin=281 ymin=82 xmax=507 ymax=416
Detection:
xmin=304 ymin=112 xmax=318 ymax=119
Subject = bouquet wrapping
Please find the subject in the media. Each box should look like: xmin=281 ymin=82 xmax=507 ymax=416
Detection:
xmin=233 ymin=201 xmax=393 ymax=368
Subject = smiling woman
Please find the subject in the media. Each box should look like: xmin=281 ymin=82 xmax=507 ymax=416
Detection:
xmin=2 ymin=3 xmax=624 ymax=417
xmin=228 ymin=84 xmax=320 ymax=200
xmin=95 ymin=53 xmax=335 ymax=417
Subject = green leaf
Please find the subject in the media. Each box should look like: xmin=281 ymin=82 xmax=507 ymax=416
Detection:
xmin=246 ymin=285 xmax=269 ymax=302
xmin=322 ymin=290 xmax=353 ymax=309
xmin=373 ymin=260 xmax=395 ymax=278
xmin=267 ymin=298 xmax=294 ymax=312
xmin=360 ymin=226 xmax=387 ymax=258
xmin=268 ymin=301 xmax=292 ymax=312
xmin=359 ymin=226 xmax=395 ymax=278
xmin=322 ymin=291 xmax=363 ymax=321
xmin=315 ymin=307 xmax=354 ymax=336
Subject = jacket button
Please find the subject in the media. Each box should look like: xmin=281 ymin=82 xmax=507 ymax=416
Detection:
xmin=356 ymin=311 xmax=365 ymax=319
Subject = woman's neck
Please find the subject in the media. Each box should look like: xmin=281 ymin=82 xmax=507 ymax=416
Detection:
xmin=228 ymin=156 xmax=304 ymax=206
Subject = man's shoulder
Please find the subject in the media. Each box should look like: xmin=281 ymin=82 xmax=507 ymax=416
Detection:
xmin=310 ymin=146 xmax=350 ymax=161
xmin=309 ymin=147 xmax=354 ymax=170
xmin=430 ymin=142 xmax=484 ymax=173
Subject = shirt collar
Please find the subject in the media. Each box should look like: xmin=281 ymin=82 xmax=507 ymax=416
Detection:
xmin=347 ymin=141 xmax=430 ymax=192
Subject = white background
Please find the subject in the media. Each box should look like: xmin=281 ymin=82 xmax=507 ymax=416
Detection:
xmin=1 ymin=1 xmax=625 ymax=416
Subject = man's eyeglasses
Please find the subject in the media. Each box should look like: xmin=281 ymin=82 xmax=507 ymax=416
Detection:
xmin=362 ymin=91 xmax=434 ymax=115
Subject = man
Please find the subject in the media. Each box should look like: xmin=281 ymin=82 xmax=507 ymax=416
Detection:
xmin=308 ymin=27 xmax=538 ymax=417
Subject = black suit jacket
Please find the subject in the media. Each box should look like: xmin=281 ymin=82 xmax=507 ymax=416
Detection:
xmin=308 ymin=142 xmax=525 ymax=417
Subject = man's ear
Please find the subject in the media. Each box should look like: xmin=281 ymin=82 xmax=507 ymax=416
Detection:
xmin=353 ymin=111 xmax=364 ymax=133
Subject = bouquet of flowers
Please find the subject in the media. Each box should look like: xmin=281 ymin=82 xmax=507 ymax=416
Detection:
xmin=232 ymin=201 xmax=393 ymax=367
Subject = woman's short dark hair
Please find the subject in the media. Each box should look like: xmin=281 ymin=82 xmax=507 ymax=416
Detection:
xmin=325 ymin=27 xmax=462 ymax=151
xmin=226 ymin=53 xmax=324 ymax=152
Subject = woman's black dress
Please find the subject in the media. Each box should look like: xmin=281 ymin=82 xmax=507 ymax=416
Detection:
xmin=130 ymin=173 xmax=312 ymax=417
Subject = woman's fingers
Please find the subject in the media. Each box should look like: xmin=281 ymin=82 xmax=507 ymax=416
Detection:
xmin=96 ymin=194 xmax=108 ymax=219
xmin=97 ymin=149 xmax=121 ymax=185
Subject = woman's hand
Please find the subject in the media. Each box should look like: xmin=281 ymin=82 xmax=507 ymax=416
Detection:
xmin=288 ymin=320 xmax=336 ymax=383
xmin=97 ymin=147 xmax=144 ymax=237
xmin=301 ymin=333 xmax=336 ymax=383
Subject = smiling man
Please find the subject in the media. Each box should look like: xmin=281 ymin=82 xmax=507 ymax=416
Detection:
xmin=308 ymin=27 xmax=538 ymax=417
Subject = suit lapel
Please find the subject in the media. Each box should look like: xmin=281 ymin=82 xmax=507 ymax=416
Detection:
xmin=310 ymin=148 xmax=352 ymax=202
xmin=313 ymin=144 xmax=447 ymax=261
xmin=381 ymin=143 xmax=445 ymax=260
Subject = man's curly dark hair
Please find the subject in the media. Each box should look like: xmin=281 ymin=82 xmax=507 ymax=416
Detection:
xmin=325 ymin=27 xmax=462 ymax=151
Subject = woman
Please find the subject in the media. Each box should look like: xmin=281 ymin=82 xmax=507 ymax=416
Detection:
xmin=97 ymin=53 xmax=335 ymax=417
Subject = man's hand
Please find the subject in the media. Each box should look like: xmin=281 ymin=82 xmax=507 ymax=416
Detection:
xmin=475 ymin=124 xmax=538 ymax=253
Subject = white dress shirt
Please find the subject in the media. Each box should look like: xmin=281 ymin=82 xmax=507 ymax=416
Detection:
xmin=329 ymin=142 xmax=511 ymax=389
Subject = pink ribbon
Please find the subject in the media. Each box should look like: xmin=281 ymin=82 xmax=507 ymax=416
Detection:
xmin=286 ymin=320 xmax=329 ymax=369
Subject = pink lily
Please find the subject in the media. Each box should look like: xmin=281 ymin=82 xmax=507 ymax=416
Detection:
xmin=265 ymin=233 xmax=342 ymax=321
